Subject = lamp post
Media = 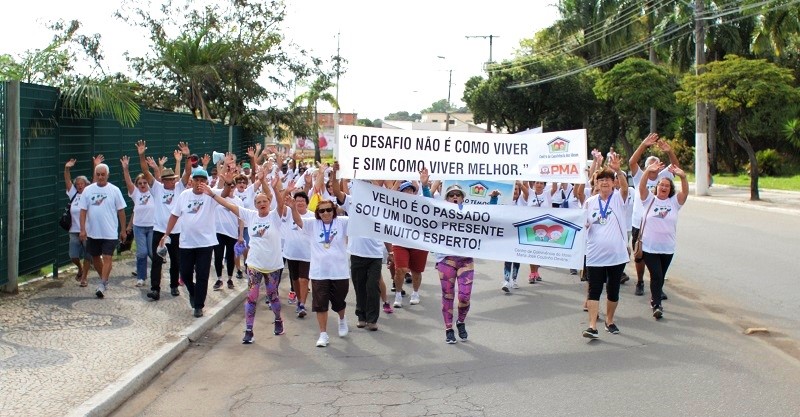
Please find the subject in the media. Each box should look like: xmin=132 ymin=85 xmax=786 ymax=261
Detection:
xmin=437 ymin=56 xmax=452 ymax=131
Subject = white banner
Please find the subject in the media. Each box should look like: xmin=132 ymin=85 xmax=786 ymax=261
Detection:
xmin=337 ymin=126 xmax=587 ymax=183
xmin=441 ymin=180 xmax=515 ymax=205
xmin=349 ymin=181 xmax=587 ymax=269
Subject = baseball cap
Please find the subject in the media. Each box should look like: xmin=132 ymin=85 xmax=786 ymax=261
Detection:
xmin=398 ymin=181 xmax=417 ymax=193
xmin=242 ymin=163 xmax=251 ymax=169
xmin=191 ymin=168 xmax=209 ymax=179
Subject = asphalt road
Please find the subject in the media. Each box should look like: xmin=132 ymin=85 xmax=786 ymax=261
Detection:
xmin=111 ymin=198 xmax=800 ymax=417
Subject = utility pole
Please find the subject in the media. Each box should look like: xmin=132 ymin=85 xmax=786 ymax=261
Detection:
xmin=333 ymin=31 xmax=341 ymax=160
xmin=694 ymin=0 xmax=709 ymax=195
xmin=466 ymin=34 xmax=499 ymax=133
xmin=446 ymin=69 xmax=452 ymax=132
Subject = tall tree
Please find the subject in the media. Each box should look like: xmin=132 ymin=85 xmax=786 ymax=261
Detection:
xmin=677 ymin=55 xmax=800 ymax=200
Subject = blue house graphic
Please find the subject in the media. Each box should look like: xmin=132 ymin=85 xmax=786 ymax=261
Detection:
xmin=512 ymin=214 xmax=583 ymax=249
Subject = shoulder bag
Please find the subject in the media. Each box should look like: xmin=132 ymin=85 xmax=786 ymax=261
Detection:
xmin=59 ymin=193 xmax=78 ymax=231
xmin=633 ymin=197 xmax=655 ymax=262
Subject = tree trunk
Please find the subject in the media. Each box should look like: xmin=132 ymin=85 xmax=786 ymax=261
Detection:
xmin=313 ymin=102 xmax=321 ymax=163
xmin=618 ymin=120 xmax=633 ymax=159
xmin=728 ymin=121 xmax=759 ymax=201
xmin=708 ymin=104 xmax=717 ymax=173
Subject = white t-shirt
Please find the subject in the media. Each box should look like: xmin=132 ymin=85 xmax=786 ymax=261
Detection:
xmin=527 ymin=188 xmax=552 ymax=207
xmin=342 ymin=195 xmax=385 ymax=258
xmin=282 ymin=208 xmax=315 ymax=261
xmin=79 ymin=182 xmax=127 ymax=239
xmin=233 ymin=184 xmax=257 ymax=210
xmin=150 ymin=180 xmax=185 ymax=234
xmin=238 ymin=208 xmax=283 ymax=271
xmin=301 ymin=217 xmax=349 ymax=280
xmin=631 ymin=167 xmax=674 ymax=227
xmin=584 ymin=191 xmax=629 ymax=267
xmin=67 ymin=187 xmax=83 ymax=233
xmin=129 ymin=188 xmax=155 ymax=227
xmin=215 ymin=195 xmax=244 ymax=239
xmin=640 ymin=193 xmax=683 ymax=254
xmin=170 ymin=189 xmax=219 ymax=248
xmin=623 ymin=186 xmax=635 ymax=232
xmin=553 ymin=184 xmax=580 ymax=209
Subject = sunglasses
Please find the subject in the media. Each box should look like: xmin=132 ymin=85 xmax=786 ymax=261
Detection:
xmin=317 ymin=207 xmax=334 ymax=213
xmin=446 ymin=193 xmax=462 ymax=199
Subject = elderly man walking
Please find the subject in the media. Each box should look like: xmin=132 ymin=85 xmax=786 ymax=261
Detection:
xmin=79 ymin=163 xmax=127 ymax=298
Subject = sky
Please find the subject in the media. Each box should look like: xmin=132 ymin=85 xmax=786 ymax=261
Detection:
xmin=2 ymin=0 xmax=561 ymax=121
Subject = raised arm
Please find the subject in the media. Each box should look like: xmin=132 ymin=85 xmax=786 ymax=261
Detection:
xmin=656 ymin=139 xmax=680 ymax=168
xmin=64 ymin=158 xmax=76 ymax=193
xmin=136 ymin=140 xmax=155 ymax=185
xmin=330 ymin=162 xmax=347 ymax=203
xmin=607 ymin=153 xmax=628 ymax=202
xmin=629 ymin=133 xmax=658 ymax=176
xmin=202 ymin=183 xmax=241 ymax=217
xmin=670 ymin=165 xmax=689 ymax=205
xmin=640 ymin=162 xmax=664 ymax=201
xmin=120 ymin=156 xmax=135 ymax=195
xmin=178 ymin=142 xmax=192 ymax=186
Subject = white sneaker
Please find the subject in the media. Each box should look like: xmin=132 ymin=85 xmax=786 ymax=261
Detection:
xmin=338 ymin=318 xmax=349 ymax=337
xmin=501 ymin=281 xmax=510 ymax=292
xmin=512 ymin=280 xmax=520 ymax=289
xmin=135 ymin=279 xmax=145 ymax=287
xmin=316 ymin=332 xmax=329 ymax=347
xmin=393 ymin=293 xmax=403 ymax=308
xmin=409 ymin=292 xmax=420 ymax=305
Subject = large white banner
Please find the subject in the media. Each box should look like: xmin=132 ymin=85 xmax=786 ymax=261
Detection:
xmin=349 ymin=181 xmax=587 ymax=269
xmin=337 ymin=126 xmax=587 ymax=183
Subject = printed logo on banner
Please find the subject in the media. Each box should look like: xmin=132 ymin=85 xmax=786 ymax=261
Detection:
xmin=547 ymin=137 xmax=570 ymax=153
xmin=468 ymin=182 xmax=488 ymax=198
xmin=512 ymin=214 xmax=582 ymax=249
xmin=539 ymin=163 xmax=581 ymax=177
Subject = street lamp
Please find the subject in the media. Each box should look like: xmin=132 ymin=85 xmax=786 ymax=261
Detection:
xmin=437 ymin=56 xmax=453 ymax=131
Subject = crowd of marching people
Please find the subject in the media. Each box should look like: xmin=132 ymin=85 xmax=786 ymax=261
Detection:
xmin=64 ymin=133 xmax=688 ymax=346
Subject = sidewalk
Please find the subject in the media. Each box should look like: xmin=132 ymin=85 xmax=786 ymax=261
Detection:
xmin=1 ymin=184 xmax=797 ymax=417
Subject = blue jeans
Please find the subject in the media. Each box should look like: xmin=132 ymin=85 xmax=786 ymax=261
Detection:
xmin=133 ymin=225 xmax=154 ymax=280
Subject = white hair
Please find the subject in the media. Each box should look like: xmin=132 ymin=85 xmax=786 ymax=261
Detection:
xmin=644 ymin=156 xmax=660 ymax=167
xmin=95 ymin=163 xmax=109 ymax=173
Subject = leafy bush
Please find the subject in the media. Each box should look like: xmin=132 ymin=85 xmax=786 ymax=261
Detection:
xmin=745 ymin=148 xmax=785 ymax=176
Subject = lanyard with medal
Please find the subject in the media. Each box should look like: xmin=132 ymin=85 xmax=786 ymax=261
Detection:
xmin=598 ymin=190 xmax=613 ymax=225
xmin=322 ymin=221 xmax=332 ymax=249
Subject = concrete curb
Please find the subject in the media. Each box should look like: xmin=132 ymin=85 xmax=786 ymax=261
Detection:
xmin=67 ymin=288 xmax=247 ymax=417
xmin=690 ymin=194 xmax=800 ymax=216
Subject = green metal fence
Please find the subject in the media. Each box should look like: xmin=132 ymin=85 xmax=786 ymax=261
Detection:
xmin=1 ymin=82 xmax=251 ymax=284
xmin=0 ymin=82 xmax=7 ymax=285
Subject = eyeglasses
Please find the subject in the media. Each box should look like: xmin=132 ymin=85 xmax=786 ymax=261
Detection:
xmin=235 ymin=181 xmax=247 ymax=184
xmin=446 ymin=193 xmax=462 ymax=199
xmin=317 ymin=207 xmax=334 ymax=213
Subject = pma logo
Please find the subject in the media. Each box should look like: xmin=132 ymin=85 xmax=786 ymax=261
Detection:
xmin=468 ymin=182 xmax=488 ymax=198
xmin=512 ymin=214 xmax=582 ymax=249
xmin=547 ymin=137 xmax=570 ymax=153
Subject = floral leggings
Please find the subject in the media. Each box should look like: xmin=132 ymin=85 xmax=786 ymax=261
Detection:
xmin=436 ymin=256 xmax=474 ymax=329
xmin=245 ymin=268 xmax=281 ymax=330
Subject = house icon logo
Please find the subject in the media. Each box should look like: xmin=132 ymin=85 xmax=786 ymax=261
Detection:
xmin=468 ymin=182 xmax=488 ymax=198
xmin=547 ymin=137 xmax=570 ymax=153
xmin=512 ymin=214 xmax=582 ymax=249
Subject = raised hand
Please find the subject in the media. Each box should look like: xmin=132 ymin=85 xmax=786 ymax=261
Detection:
xmin=120 ymin=155 xmax=130 ymax=169
xmin=65 ymin=158 xmax=77 ymax=169
xmin=646 ymin=161 xmax=665 ymax=173
xmin=146 ymin=156 xmax=158 ymax=169
xmin=158 ymin=156 xmax=168 ymax=168
xmin=136 ymin=140 xmax=147 ymax=155
xmin=656 ymin=139 xmax=672 ymax=152
xmin=489 ymin=189 xmax=501 ymax=197
xmin=419 ymin=167 xmax=430 ymax=185
xmin=174 ymin=149 xmax=183 ymax=162
xmin=246 ymin=146 xmax=256 ymax=159
xmin=642 ymin=133 xmax=659 ymax=147
xmin=93 ymin=154 xmax=105 ymax=167
xmin=178 ymin=142 xmax=190 ymax=156
xmin=201 ymin=154 xmax=210 ymax=167
xmin=607 ymin=153 xmax=621 ymax=171
xmin=668 ymin=164 xmax=685 ymax=177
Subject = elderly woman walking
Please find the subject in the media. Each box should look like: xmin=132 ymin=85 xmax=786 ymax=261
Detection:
xmin=64 ymin=158 xmax=92 ymax=287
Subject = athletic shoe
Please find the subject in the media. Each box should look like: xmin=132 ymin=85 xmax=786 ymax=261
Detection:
xmin=445 ymin=328 xmax=457 ymax=344
xmin=146 ymin=290 xmax=160 ymax=301
xmin=605 ymin=323 xmax=620 ymax=334
xmin=582 ymin=328 xmax=599 ymax=339
xmin=227 ymin=279 xmax=235 ymax=289
xmin=95 ymin=282 xmax=106 ymax=299
xmin=288 ymin=291 xmax=297 ymax=305
xmin=570 ymin=269 xmax=578 ymax=275
xmin=135 ymin=279 xmax=145 ymax=287
xmin=512 ymin=280 xmax=520 ymax=289
xmin=536 ymin=272 xmax=542 ymax=282
xmin=383 ymin=302 xmax=394 ymax=314
xmin=170 ymin=288 xmax=180 ymax=297
xmin=357 ymin=321 xmax=367 ymax=328
xmin=405 ymin=272 xmax=412 ymax=284
xmin=316 ymin=332 xmax=329 ymax=347
xmin=273 ymin=319 xmax=285 ymax=335
xmin=213 ymin=280 xmax=223 ymax=291
xmin=242 ymin=329 xmax=254 ymax=344
xmin=528 ymin=272 xmax=537 ymax=284
xmin=456 ymin=322 xmax=468 ymax=341
xmin=661 ymin=292 xmax=668 ymax=300
xmin=393 ymin=293 xmax=403 ymax=308
xmin=409 ymin=292 xmax=420 ymax=305
xmin=653 ymin=306 xmax=663 ymax=320
xmin=620 ymin=272 xmax=630 ymax=284
xmin=502 ymin=281 xmax=510 ymax=293
xmin=635 ymin=281 xmax=645 ymax=296
xmin=193 ymin=308 xmax=203 ymax=318
xmin=236 ymin=270 xmax=244 ymax=279
xmin=297 ymin=305 xmax=307 ymax=318
xmin=366 ymin=323 xmax=378 ymax=331
xmin=338 ymin=318 xmax=349 ymax=337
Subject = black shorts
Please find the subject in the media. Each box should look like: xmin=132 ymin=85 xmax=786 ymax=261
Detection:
xmin=286 ymin=259 xmax=310 ymax=281
xmin=311 ymin=279 xmax=349 ymax=313
xmin=87 ymin=238 xmax=117 ymax=256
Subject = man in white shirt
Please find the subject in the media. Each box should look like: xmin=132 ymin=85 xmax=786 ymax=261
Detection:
xmin=79 ymin=163 xmax=127 ymax=299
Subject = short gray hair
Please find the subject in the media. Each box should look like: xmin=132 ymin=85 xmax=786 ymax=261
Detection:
xmin=95 ymin=163 xmax=109 ymax=173
xmin=644 ymin=156 xmax=660 ymax=167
